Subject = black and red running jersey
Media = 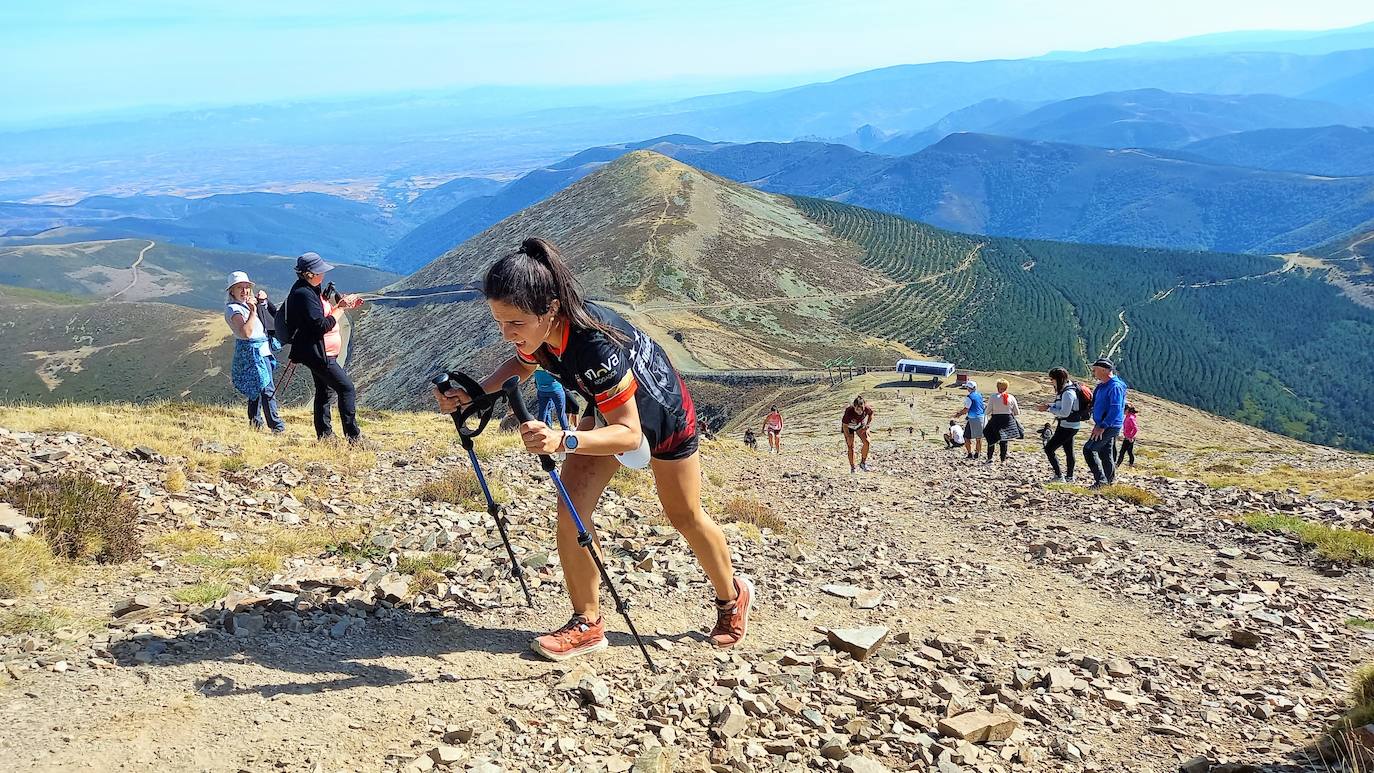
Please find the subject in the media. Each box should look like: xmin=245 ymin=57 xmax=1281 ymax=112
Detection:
xmin=515 ymin=302 xmax=698 ymax=460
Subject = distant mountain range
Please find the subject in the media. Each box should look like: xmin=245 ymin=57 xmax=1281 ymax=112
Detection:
xmin=1181 ymin=125 xmax=1374 ymax=176
xmin=381 ymin=127 xmax=1374 ymax=271
xmin=0 ymin=239 xmax=397 ymax=310
xmin=354 ymin=152 xmax=1374 ymax=450
xmin=866 ymin=89 xmax=1374 ymax=155
xmin=0 ymin=192 xmax=413 ymax=269
xmin=7 ymin=28 xmax=1374 ymax=199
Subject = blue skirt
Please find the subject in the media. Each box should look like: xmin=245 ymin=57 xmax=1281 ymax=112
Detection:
xmin=231 ymin=338 xmax=277 ymax=400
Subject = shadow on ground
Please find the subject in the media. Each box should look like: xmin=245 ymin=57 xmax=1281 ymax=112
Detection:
xmin=110 ymin=608 xmax=675 ymax=699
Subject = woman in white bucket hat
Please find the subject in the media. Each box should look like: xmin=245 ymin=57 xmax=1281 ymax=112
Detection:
xmin=224 ymin=271 xmax=285 ymax=432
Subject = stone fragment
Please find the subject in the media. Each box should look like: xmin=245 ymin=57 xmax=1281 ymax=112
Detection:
xmin=227 ymin=613 xmax=266 ymax=637
xmin=631 ymin=748 xmax=675 ymax=773
xmin=715 ymin=704 xmax=747 ymax=737
xmin=821 ymin=584 xmax=864 ymax=599
xmin=0 ymin=503 xmax=33 ymax=536
xmin=1179 ymin=756 xmax=1211 ymax=773
xmin=428 ymin=746 xmax=464 ymax=765
xmin=826 ymin=626 xmax=889 ymax=661
xmin=113 ymin=594 xmax=161 ymax=621
xmin=1229 ymin=629 xmax=1262 ymax=649
xmin=378 ymin=574 xmax=410 ymax=602
xmin=578 ymin=676 xmax=611 ymax=707
xmin=937 ymin=710 xmax=1020 ymax=743
xmin=839 ymin=755 xmax=893 ymax=773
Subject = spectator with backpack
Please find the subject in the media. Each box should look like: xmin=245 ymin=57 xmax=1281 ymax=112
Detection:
xmin=1083 ymin=357 xmax=1128 ymax=487
xmin=282 ymin=252 xmax=365 ymax=444
xmin=1037 ymin=366 xmax=1091 ymax=483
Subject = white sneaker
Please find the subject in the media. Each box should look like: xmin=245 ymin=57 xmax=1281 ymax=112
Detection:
xmin=859 ymin=462 xmax=870 ymax=472
xmin=1047 ymin=476 xmax=1064 ymax=484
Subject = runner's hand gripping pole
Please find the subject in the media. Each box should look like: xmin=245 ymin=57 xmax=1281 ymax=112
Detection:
xmin=430 ymin=371 xmax=534 ymax=607
xmin=502 ymin=376 xmax=659 ymax=673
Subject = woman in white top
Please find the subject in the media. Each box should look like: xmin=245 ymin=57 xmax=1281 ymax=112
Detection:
xmin=224 ymin=271 xmax=285 ymax=432
xmin=982 ymin=378 xmax=1022 ymax=463
xmin=1037 ymin=367 xmax=1084 ymax=483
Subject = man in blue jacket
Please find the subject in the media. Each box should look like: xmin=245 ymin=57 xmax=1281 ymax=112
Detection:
xmin=1083 ymin=357 xmax=1128 ymax=487
xmin=284 ymin=252 xmax=363 ymax=443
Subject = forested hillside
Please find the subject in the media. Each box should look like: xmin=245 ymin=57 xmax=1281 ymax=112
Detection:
xmin=793 ymin=197 xmax=1374 ymax=450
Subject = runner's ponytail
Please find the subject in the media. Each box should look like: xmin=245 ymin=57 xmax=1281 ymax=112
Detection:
xmin=486 ymin=237 xmax=627 ymax=345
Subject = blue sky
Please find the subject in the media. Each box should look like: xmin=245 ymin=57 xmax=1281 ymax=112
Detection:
xmin=3 ymin=0 xmax=1372 ymax=126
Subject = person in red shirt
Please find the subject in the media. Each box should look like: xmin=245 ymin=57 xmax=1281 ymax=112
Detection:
xmin=840 ymin=395 xmax=874 ymax=472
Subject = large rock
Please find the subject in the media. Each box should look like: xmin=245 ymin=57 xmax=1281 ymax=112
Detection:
xmin=937 ymin=710 xmax=1020 ymax=743
xmin=826 ymin=626 xmax=889 ymax=661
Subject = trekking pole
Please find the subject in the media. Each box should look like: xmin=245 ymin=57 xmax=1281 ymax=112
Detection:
xmin=277 ymin=361 xmax=298 ymax=397
xmin=501 ymin=376 xmax=659 ymax=673
xmin=430 ymin=372 xmax=534 ymax=607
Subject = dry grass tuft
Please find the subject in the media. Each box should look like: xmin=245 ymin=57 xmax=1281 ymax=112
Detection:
xmin=1047 ymin=482 xmax=1161 ymax=507
xmin=1243 ymin=513 xmax=1374 ymax=565
xmin=172 ymin=581 xmax=231 ymax=605
xmin=414 ymin=467 xmax=501 ymax=510
xmin=152 ymin=528 xmax=222 ymax=553
xmin=607 ymin=467 xmax=656 ymax=502
xmin=0 ymin=606 xmax=94 ymax=636
xmin=163 ymin=465 xmax=187 ymax=493
xmin=0 ymin=402 xmax=460 ymax=475
xmin=0 ymin=538 xmax=62 ymax=599
xmin=718 ymin=496 xmax=787 ymax=533
xmin=178 ymin=524 xmax=362 ymax=584
xmin=3 ymin=473 xmax=142 ymax=562
xmin=396 ymin=552 xmax=457 ymax=576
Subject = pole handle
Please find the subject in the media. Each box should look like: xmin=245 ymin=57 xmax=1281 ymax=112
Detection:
xmin=502 ymin=376 xmax=555 ymax=472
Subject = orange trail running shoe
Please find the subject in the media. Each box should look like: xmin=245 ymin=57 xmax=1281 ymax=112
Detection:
xmin=531 ymin=614 xmax=608 ymax=662
xmin=710 ymin=576 xmax=755 ymax=648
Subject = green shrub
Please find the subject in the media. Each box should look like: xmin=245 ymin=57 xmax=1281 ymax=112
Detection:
xmin=3 ymin=474 xmax=142 ymax=563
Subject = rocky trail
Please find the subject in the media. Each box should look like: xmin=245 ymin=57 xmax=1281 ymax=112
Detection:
xmin=0 ymin=421 xmax=1371 ymax=773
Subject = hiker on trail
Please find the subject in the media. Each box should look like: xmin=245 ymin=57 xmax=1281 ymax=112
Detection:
xmin=284 ymin=252 xmax=365 ymax=445
xmin=431 ymin=237 xmax=753 ymax=662
xmin=763 ymin=405 xmax=783 ymax=454
xmin=1116 ymin=404 xmax=1139 ymax=467
xmin=1083 ymin=357 xmax=1128 ymax=487
xmin=534 ymin=367 xmax=572 ymax=431
xmin=1038 ymin=366 xmax=1090 ymax=483
xmin=943 ymin=420 xmax=964 ymax=449
xmin=841 ymin=395 xmax=874 ymax=472
xmin=224 ymin=272 xmax=285 ymax=433
xmin=982 ymin=378 xmax=1023 ymax=463
xmin=953 ymin=381 xmax=986 ymax=460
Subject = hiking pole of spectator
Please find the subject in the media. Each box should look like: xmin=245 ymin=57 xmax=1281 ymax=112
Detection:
xmin=430 ymin=371 xmax=534 ymax=607
xmin=501 ymin=376 xmax=659 ymax=673
xmin=277 ymin=361 xmax=299 ymax=397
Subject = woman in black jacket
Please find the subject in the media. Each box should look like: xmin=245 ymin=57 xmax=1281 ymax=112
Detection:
xmin=284 ymin=252 xmax=363 ymax=443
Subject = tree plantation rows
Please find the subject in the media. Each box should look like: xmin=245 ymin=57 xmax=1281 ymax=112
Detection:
xmin=799 ymin=198 xmax=1374 ymax=451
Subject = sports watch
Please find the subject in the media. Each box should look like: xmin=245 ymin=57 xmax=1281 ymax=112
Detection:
xmin=562 ymin=431 xmax=579 ymax=452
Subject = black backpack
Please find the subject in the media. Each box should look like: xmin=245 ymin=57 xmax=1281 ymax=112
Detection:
xmin=270 ymin=300 xmax=292 ymax=347
xmin=1065 ymin=382 xmax=1094 ymax=423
